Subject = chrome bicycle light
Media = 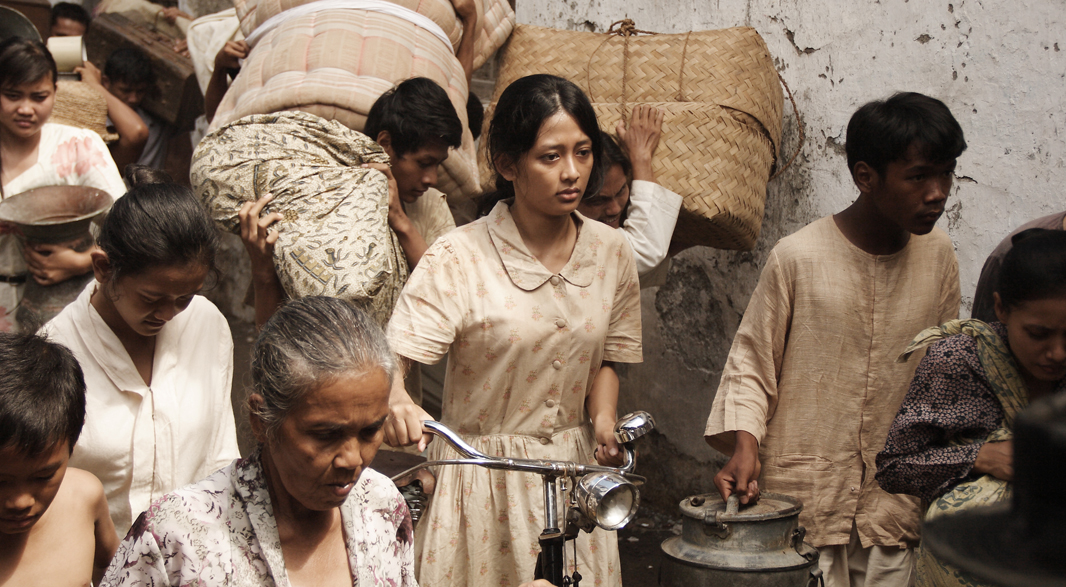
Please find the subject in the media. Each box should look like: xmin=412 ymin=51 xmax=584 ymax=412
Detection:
xmin=574 ymin=471 xmax=639 ymax=531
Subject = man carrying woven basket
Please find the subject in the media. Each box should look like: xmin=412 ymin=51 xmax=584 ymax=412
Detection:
xmin=705 ymin=92 xmax=966 ymax=587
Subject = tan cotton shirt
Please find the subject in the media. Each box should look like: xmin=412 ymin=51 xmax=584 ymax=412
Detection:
xmin=406 ymin=187 xmax=457 ymax=249
xmin=705 ymin=216 xmax=960 ymax=548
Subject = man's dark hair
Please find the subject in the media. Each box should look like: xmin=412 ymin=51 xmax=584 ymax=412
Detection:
xmin=50 ymin=2 xmax=91 ymax=29
xmin=846 ymin=92 xmax=967 ymax=177
xmin=0 ymin=332 xmax=86 ymax=456
xmin=364 ymin=77 xmax=463 ymax=157
xmin=104 ymin=47 xmax=156 ymax=88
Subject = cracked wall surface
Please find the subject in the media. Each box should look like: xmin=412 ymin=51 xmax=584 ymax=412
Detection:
xmin=519 ymin=0 xmax=1066 ymax=511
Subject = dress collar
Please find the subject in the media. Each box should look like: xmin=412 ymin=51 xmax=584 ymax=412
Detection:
xmin=485 ymin=200 xmax=602 ymax=291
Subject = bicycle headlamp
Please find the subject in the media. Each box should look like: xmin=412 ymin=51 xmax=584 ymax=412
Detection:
xmin=574 ymin=471 xmax=639 ymax=531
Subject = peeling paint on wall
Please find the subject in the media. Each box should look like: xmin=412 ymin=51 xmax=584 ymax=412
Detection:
xmin=519 ymin=0 xmax=1066 ymax=506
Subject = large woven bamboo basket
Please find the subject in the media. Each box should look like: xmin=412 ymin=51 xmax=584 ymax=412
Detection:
xmin=482 ymin=23 xmax=784 ymax=250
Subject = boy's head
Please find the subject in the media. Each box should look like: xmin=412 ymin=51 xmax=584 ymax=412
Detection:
xmin=102 ymin=47 xmax=156 ymax=109
xmin=0 ymin=332 xmax=86 ymax=534
xmin=846 ymin=92 xmax=968 ymax=234
xmin=49 ymin=3 xmax=90 ymax=38
xmin=364 ymin=77 xmax=463 ymax=203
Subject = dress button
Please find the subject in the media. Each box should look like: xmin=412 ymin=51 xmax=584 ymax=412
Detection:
xmin=550 ymin=275 xmax=562 ymax=286
xmin=546 ymin=399 xmax=556 ymax=408
xmin=539 ymin=437 xmax=550 ymax=445
xmin=555 ymin=319 xmax=567 ymax=329
xmin=552 ymin=360 xmax=562 ymax=370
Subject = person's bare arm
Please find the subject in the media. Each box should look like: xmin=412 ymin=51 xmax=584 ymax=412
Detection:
xmin=450 ymin=0 xmax=478 ymax=85
xmin=23 ymin=241 xmax=95 ymax=285
xmin=91 ymin=477 xmax=119 ymax=585
xmin=586 ymin=362 xmax=623 ymax=467
xmin=363 ymin=163 xmax=429 ymax=268
xmin=384 ymin=357 xmax=434 ymax=450
xmin=76 ymin=61 xmax=148 ymax=171
xmin=205 ymin=41 xmax=248 ymax=122
xmin=711 ymin=430 xmax=761 ymax=505
xmin=972 ymin=440 xmax=1013 ymax=481
xmin=238 ymin=194 xmax=285 ymax=330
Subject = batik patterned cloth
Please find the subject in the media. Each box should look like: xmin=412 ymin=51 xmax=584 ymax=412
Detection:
xmin=99 ymin=447 xmax=416 ymax=586
xmin=878 ymin=319 xmax=1066 ymax=587
xmin=191 ymin=111 xmax=407 ymax=325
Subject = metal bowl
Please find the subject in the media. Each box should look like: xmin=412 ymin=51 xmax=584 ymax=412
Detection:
xmin=0 ymin=186 xmax=113 ymax=244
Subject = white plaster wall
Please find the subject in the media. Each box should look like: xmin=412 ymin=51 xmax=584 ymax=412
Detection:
xmin=518 ymin=0 xmax=1066 ymax=508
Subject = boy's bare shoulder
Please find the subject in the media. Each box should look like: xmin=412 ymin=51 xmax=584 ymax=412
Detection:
xmin=60 ymin=468 xmax=107 ymax=508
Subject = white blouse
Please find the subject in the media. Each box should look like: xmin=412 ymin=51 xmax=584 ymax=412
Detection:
xmin=622 ymin=180 xmax=682 ymax=281
xmin=43 ymin=281 xmax=239 ymax=537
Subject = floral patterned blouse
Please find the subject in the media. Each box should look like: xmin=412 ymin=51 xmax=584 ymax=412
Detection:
xmin=99 ymin=447 xmax=416 ymax=586
xmin=876 ymin=321 xmax=1066 ymax=503
xmin=0 ymin=123 xmax=125 ymax=331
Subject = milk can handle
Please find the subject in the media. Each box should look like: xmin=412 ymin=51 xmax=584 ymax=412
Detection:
xmin=725 ymin=495 xmax=740 ymax=515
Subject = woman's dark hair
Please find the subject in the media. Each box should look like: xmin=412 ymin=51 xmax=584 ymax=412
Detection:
xmin=123 ymin=164 xmax=173 ymax=187
xmin=997 ymin=229 xmax=1066 ymax=310
xmin=97 ymin=183 xmax=220 ymax=284
xmin=251 ymin=296 xmax=397 ymax=438
xmin=477 ymin=74 xmax=604 ymax=217
xmin=0 ymin=38 xmax=57 ymax=199
xmin=846 ymin=92 xmax=967 ymax=177
xmin=0 ymin=37 xmax=57 ymax=91
xmin=0 ymin=331 xmax=86 ymax=457
xmin=364 ymin=77 xmax=463 ymax=157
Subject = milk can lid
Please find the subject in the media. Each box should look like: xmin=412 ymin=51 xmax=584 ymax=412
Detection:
xmin=679 ymin=492 xmax=803 ymax=522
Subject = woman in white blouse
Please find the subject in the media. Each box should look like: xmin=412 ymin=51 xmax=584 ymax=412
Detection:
xmin=0 ymin=38 xmax=126 ymax=330
xmin=43 ymin=182 xmax=238 ymax=537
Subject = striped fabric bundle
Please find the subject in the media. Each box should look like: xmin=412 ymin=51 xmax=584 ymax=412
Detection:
xmin=213 ymin=0 xmax=515 ymax=201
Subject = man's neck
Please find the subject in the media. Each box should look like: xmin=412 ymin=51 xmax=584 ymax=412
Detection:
xmin=833 ymin=197 xmax=911 ymax=256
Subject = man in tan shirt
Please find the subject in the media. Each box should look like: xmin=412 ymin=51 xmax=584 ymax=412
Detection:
xmin=705 ymin=93 xmax=966 ymax=587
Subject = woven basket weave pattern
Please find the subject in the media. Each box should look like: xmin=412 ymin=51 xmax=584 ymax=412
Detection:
xmin=486 ymin=24 xmax=783 ymax=250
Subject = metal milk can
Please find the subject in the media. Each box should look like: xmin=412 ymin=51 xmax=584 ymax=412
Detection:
xmin=660 ymin=492 xmax=822 ymax=587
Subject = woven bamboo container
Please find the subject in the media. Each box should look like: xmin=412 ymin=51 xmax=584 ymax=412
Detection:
xmin=483 ymin=23 xmax=784 ymax=250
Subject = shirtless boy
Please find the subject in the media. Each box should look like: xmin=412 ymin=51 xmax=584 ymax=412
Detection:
xmin=0 ymin=332 xmax=117 ymax=586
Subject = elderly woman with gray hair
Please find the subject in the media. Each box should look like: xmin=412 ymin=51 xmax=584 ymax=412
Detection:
xmin=99 ymin=296 xmax=416 ymax=586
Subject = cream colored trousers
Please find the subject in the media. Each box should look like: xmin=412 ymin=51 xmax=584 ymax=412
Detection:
xmin=818 ymin=523 xmax=916 ymax=587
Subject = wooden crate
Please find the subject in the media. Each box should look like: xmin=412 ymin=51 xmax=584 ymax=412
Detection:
xmin=84 ymin=12 xmax=202 ymax=130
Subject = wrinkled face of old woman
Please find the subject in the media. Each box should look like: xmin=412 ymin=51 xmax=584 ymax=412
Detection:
xmin=257 ymin=368 xmax=391 ymax=511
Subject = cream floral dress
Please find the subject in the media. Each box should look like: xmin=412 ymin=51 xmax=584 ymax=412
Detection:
xmin=387 ymin=201 xmax=643 ymax=587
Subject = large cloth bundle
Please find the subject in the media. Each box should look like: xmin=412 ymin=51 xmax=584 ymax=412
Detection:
xmin=485 ymin=23 xmax=783 ymax=250
xmin=191 ymin=111 xmax=408 ymax=325
xmin=211 ymin=5 xmax=483 ymax=200
xmin=212 ymin=0 xmax=515 ymax=201
xmin=233 ymin=0 xmax=514 ymax=72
